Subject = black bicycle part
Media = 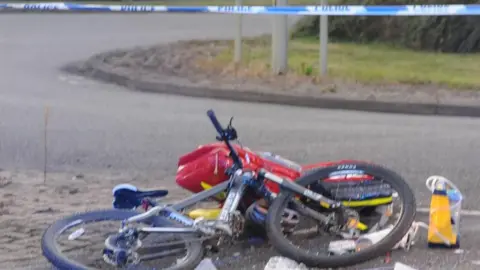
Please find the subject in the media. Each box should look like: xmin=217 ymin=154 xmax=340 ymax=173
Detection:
xmin=207 ymin=109 xmax=243 ymax=169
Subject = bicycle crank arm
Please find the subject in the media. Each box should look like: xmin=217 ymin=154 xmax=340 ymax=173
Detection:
xmin=260 ymin=170 xmax=342 ymax=209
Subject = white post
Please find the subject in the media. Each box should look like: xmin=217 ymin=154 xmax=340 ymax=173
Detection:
xmin=319 ymin=0 xmax=328 ymax=76
xmin=271 ymin=0 xmax=288 ymax=75
xmin=234 ymin=0 xmax=243 ymax=63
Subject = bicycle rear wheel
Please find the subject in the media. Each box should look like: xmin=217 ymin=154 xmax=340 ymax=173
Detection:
xmin=265 ymin=163 xmax=416 ymax=268
xmin=41 ymin=209 xmax=204 ymax=270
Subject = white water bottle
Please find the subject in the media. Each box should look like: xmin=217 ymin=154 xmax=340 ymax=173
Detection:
xmin=447 ymin=188 xmax=462 ymax=233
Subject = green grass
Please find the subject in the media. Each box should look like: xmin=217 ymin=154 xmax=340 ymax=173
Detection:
xmin=207 ymin=37 xmax=480 ymax=89
xmin=2 ymin=0 xmax=321 ymax=5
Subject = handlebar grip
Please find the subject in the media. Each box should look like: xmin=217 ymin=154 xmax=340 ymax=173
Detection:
xmin=207 ymin=109 xmax=224 ymax=136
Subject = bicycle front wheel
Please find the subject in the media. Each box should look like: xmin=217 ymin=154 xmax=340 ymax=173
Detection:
xmin=265 ymin=163 xmax=416 ymax=268
xmin=41 ymin=209 xmax=205 ymax=270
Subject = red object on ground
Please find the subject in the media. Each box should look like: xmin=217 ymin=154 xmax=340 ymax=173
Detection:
xmin=175 ymin=142 xmax=373 ymax=206
xmin=384 ymin=251 xmax=392 ymax=264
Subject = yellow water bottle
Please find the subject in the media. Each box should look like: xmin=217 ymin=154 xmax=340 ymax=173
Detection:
xmin=188 ymin=208 xmax=221 ymax=220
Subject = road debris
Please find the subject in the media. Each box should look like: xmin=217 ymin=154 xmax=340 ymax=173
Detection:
xmin=264 ymin=256 xmax=308 ymax=270
xmin=392 ymin=262 xmax=417 ymax=270
xmin=195 ymin=258 xmax=218 ymax=270
xmin=471 ymin=260 xmax=480 ymax=265
xmin=362 ymin=262 xmax=418 ymax=270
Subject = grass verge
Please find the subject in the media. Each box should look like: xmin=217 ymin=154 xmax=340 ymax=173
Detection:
xmin=199 ymin=36 xmax=480 ymax=89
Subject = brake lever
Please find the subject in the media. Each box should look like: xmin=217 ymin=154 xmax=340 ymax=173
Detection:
xmin=216 ymin=129 xmax=237 ymax=141
xmin=227 ymin=128 xmax=237 ymax=140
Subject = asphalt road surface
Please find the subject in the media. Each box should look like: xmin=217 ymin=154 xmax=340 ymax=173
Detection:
xmin=1 ymin=13 xmax=480 ymax=270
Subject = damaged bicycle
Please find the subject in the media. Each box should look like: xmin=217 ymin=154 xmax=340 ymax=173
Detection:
xmin=41 ymin=109 xmax=416 ymax=269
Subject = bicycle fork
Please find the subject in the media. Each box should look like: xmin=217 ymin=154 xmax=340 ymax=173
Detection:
xmin=194 ymin=169 xmax=250 ymax=236
xmin=218 ymin=169 xmax=250 ymax=221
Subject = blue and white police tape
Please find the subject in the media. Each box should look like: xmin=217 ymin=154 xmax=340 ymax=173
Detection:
xmin=2 ymin=3 xmax=480 ymax=16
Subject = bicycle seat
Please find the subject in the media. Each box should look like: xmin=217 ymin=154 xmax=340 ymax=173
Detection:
xmin=112 ymin=184 xmax=168 ymax=210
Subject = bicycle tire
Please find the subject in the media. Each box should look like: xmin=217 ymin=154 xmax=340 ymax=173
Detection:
xmin=41 ymin=209 xmax=205 ymax=270
xmin=265 ymin=163 xmax=416 ymax=268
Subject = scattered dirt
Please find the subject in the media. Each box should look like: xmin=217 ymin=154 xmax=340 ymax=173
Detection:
xmin=85 ymin=38 xmax=480 ymax=107
xmin=2 ymin=168 xmax=479 ymax=270
xmin=0 ymin=169 xmax=190 ymax=270
xmin=0 ymin=169 xmax=272 ymax=270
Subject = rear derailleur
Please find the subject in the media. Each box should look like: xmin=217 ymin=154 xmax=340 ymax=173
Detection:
xmin=102 ymin=227 xmax=141 ymax=267
xmin=321 ymin=208 xmax=363 ymax=239
xmin=291 ymin=200 xmax=362 ymax=239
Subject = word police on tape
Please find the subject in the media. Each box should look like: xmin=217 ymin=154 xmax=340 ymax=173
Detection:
xmin=3 ymin=3 xmax=480 ymax=16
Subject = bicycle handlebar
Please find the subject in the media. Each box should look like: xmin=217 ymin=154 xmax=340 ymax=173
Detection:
xmin=206 ymin=109 xmax=243 ymax=169
xmin=207 ymin=109 xmax=224 ymax=137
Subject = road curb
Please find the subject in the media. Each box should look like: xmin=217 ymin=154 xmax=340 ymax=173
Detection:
xmin=62 ymin=58 xmax=480 ymax=118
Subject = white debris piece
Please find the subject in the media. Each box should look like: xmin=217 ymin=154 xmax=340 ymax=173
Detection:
xmin=194 ymin=258 xmax=218 ymax=270
xmin=264 ymin=256 xmax=308 ymax=270
xmin=471 ymin=260 xmax=480 ymax=266
xmin=362 ymin=262 xmax=417 ymax=270
xmin=393 ymin=262 xmax=418 ymax=270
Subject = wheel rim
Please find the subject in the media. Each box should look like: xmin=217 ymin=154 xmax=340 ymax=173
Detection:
xmin=45 ymin=211 xmax=197 ymax=270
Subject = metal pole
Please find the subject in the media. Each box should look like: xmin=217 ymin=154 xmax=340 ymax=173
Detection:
xmin=234 ymin=0 xmax=243 ymax=63
xmin=271 ymin=0 xmax=288 ymax=75
xmin=319 ymin=0 xmax=328 ymax=76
